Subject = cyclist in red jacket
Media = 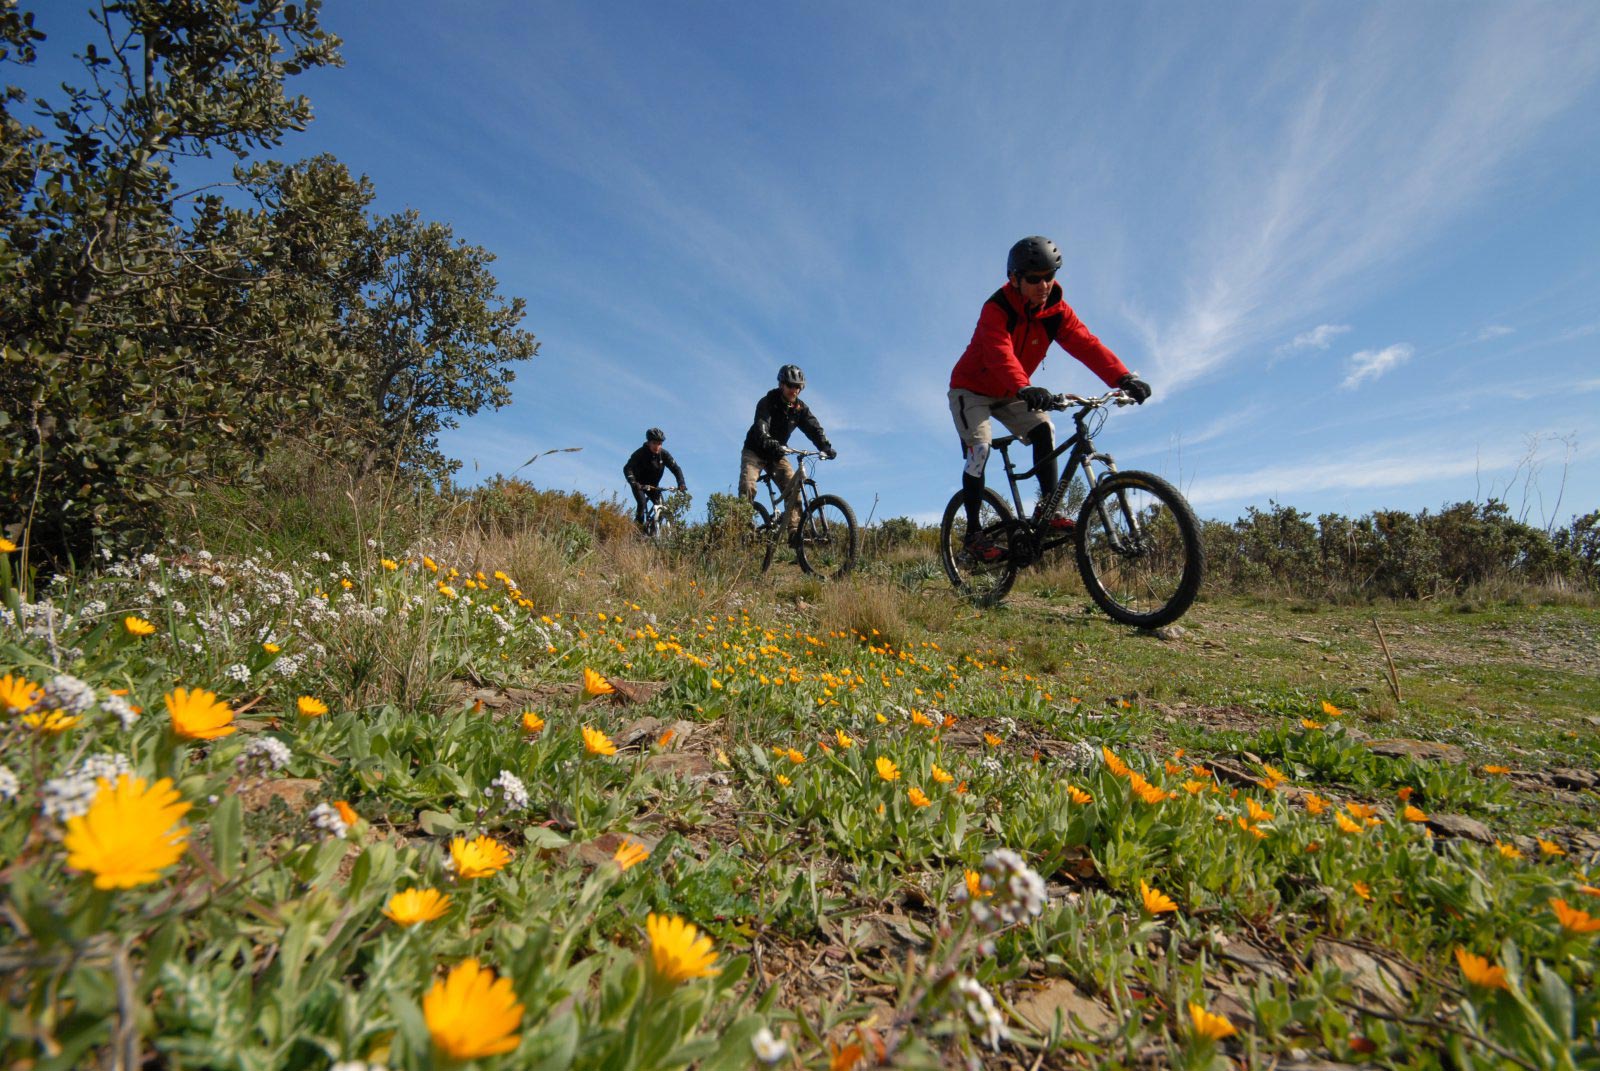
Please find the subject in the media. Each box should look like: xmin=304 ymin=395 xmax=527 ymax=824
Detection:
xmin=949 ymin=236 xmax=1151 ymax=561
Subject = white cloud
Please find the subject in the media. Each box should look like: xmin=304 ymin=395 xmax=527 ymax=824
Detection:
xmin=1185 ymin=440 xmax=1518 ymax=508
xmin=1341 ymin=343 xmax=1414 ymax=389
xmin=1278 ymin=323 xmax=1351 ymax=354
xmin=1475 ymin=324 xmax=1514 ymax=341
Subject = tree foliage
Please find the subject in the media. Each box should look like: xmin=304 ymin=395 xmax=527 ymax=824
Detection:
xmin=0 ymin=1 xmax=537 ymax=570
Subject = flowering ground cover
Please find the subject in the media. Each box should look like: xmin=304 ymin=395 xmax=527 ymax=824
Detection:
xmin=1 ymin=536 xmax=1596 ymax=1070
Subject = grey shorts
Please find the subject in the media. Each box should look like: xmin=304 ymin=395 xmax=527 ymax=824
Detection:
xmin=947 ymin=388 xmax=1052 ymax=449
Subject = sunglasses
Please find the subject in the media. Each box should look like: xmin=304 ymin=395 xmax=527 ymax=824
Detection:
xmin=1020 ymin=271 xmax=1056 ymax=285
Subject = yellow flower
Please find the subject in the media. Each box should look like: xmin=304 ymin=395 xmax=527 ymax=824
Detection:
xmin=613 ymin=839 xmax=650 ymax=870
xmin=875 ymin=756 xmax=900 ymax=782
xmin=381 ymin=558 xmax=398 ymax=570
xmin=930 ymin=763 xmax=953 ymax=784
xmin=1481 ymin=764 xmax=1511 ymax=776
xmin=1140 ymin=880 xmax=1178 ymax=915
xmin=911 ymin=709 xmax=935 ymax=728
xmin=1300 ymin=718 xmax=1323 ymax=730
xmin=1304 ymin=793 xmax=1330 ymax=815
xmin=424 ymin=958 xmax=524 ymax=1060
xmin=1403 ymin=805 xmax=1428 ymax=823
xmin=582 ymin=725 xmax=618 ymax=756
xmin=1345 ymin=802 xmax=1378 ymax=820
xmin=1335 ymin=812 xmax=1364 ymax=835
xmin=63 ymin=775 xmax=191 ymax=889
xmin=1454 ymin=947 xmax=1509 ymax=990
xmin=908 ymin=787 xmax=932 ymax=808
xmin=835 ymin=729 xmax=855 ymax=749
xmin=1497 ymin=841 xmax=1524 ymax=860
xmin=436 ymin=583 xmax=457 ymax=600
xmin=983 ymin=731 xmax=1002 ymax=747
xmin=22 ymin=709 xmax=79 ymax=732
xmin=422 ymin=555 xmax=439 ymax=572
xmin=123 ymin=616 xmax=156 ymax=637
xmin=521 ymin=710 xmax=545 ymax=733
xmin=1187 ymin=1002 xmax=1237 ymax=1041
xmin=582 ymin=667 xmax=616 ymax=697
xmin=262 ymin=642 xmax=281 ymax=654
xmin=1066 ymin=784 xmax=1093 ymax=805
xmin=1352 ymin=881 xmax=1371 ymax=901
xmin=775 ymin=773 xmax=792 ymax=787
xmin=647 ymin=913 xmax=720 ymax=983
xmin=297 ymin=695 xmax=329 ymax=718
xmin=165 ymin=687 xmax=236 ymax=740
xmin=0 ymin=672 xmax=42 ymax=714
xmin=785 ymin=747 xmax=806 ymax=764
xmin=1101 ymin=747 xmax=1130 ymax=778
xmin=0 ymin=536 xmax=15 ymax=552
xmin=383 ymin=888 xmax=452 ymax=926
xmin=1182 ymin=780 xmax=1206 ymax=795
xmin=1550 ymin=898 xmax=1600 ymax=934
xmin=1537 ymin=838 xmax=1566 ymax=857
xmin=1321 ymin=700 xmax=1343 ymax=717
xmin=964 ymin=869 xmax=992 ymax=899
xmin=1132 ymin=779 xmax=1168 ymax=805
xmin=450 ymin=835 xmax=512 ymax=879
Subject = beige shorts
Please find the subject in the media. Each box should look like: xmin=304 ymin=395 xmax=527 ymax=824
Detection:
xmin=947 ymin=388 xmax=1052 ymax=448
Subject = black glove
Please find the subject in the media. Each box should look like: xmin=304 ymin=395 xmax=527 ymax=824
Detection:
xmin=1118 ymin=372 xmax=1152 ymax=404
xmin=822 ymin=446 xmax=837 ymax=460
xmin=1017 ymin=385 xmax=1053 ymax=411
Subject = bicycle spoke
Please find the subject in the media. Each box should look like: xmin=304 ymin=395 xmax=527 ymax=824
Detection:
xmin=1076 ymin=473 xmax=1201 ymax=627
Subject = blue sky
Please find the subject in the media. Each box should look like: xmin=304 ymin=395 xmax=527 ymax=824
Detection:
xmin=21 ymin=2 xmax=1600 ymax=527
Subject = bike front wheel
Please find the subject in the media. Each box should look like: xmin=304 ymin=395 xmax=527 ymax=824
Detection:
xmin=1074 ymin=471 xmax=1203 ymax=628
xmin=796 ymin=494 xmax=858 ymax=579
xmin=939 ymin=487 xmax=1019 ymax=606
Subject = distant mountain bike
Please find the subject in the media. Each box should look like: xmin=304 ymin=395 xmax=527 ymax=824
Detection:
xmin=938 ymin=389 xmax=1203 ymax=626
xmin=638 ymin=487 xmax=689 ymax=541
xmin=749 ymin=450 xmax=858 ymax=579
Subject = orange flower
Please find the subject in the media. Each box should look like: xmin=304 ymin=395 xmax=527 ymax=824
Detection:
xmin=907 ymin=787 xmax=932 ymax=808
xmin=983 ymin=732 xmax=1002 ymax=748
xmin=334 ymin=800 xmax=359 ymax=827
xmin=613 ymin=839 xmax=650 ymax=870
xmin=1245 ymin=799 xmax=1274 ymax=823
xmin=582 ymin=725 xmax=618 ymax=756
xmin=1481 ymin=764 xmax=1511 ymax=776
xmin=450 ymin=835 xmax=512 ymax=879
xmin=1320 ymin=700 xmax=1343 ymax=717
xmin=297 ymin=695 xmax=329 ymax=718
xmin=1187 ymin=1002 xmax=1236 ymax=1040
xmin=1396 ymin=787 xmax=1414 ymax=801
xmin=423 ymin=958 xmax=524 ymax=1059
xmin=1352 ymin=880 xmax=1371 ymax=901
xmin=1454 ymin=947 xmax=1509 ymax=990
xmin=165 ymin=687 xmax=236 ymax=740
xmin=1550 ymin=898 xmax=1600 ymax=934
xmin=1300 ymin=718 xmax=1323 ymax=730
xmin=1140 ymin=880 xmax=1178 ymax=915
xmin=1497 ymin=842 xmax=1524 ymax=861
xmin=1066 ymin=784 xmax=1093 ymax=805
xmin=875 ymin=756 xmax=900 ymax=782
xmin=521 ymin=710 xmax=545 ymax=733
xmin=930 ymin=763 xmax=953 ymax=784
xmin=123 ymin=616 xmax=157 ymax=637
xmin=1101 ymin=747 xmax=1130 ymax=778
xmin=582 ymin=668 xmax=615 ymax=697
xmin=1403 ymin=804 xmax=1428 ymax=823
xmin=383 ymin=888 xmax=451 ymax=925
xmin=1537 ymin=838 xmax=1566 ymax=857
xmin=1335 ymin=812 xmax=1364 ymax=835
xmin=835 ymin=729 xmax=855 ymax=749
xmin=0 ymin=672 xmax=42 ymax=714
xmin=1304 ymin=793 xmax=1330 ymax=815
xmin=1345 ymin=802 xmax=1378 ymax=820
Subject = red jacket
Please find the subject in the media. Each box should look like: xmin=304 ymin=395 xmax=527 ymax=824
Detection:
xmin=949 ymin=282 xmax=1129 ymax=398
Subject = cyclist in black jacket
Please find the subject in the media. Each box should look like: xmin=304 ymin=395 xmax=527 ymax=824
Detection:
xmin=624 ymin=428 xmax=687 ymax=530
xmin=739 ymin=364 xmax=835 ymax=539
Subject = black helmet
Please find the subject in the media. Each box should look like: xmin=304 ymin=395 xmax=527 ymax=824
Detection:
xmin=1007 ymin=236 xmax=1063 ymax=276
xmin=645 ymin=427 xmax=665 ymax=443
xmin=777 ymin=364 xmax=806 ymax=388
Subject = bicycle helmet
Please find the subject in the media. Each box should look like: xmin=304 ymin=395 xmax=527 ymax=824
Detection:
xmin=777 ymin=364 xmax=806 ymax=388
xmin=1007 ymin=236 xmax=1063 ymax=277
xmin=645 ymin=427 xmax=665 ymax=443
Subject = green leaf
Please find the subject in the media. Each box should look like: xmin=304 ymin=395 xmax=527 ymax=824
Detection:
xmin=211 ymin=794 xmax=243 ymax=879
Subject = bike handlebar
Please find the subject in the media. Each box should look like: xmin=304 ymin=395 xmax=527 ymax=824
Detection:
xmin=1047 ymin=388 xmax=1135 ymax=411
xmin=781 ymin=448 xmax=832 ymax=459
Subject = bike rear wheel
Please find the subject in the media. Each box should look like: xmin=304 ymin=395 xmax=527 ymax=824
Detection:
xmin=939 ymin=487 xmax=1019 ymax=606
xmin=1074 ymin=470 xmax=1203 ymax=628
xmin=796 ymin=494 xmax=858 ymax=579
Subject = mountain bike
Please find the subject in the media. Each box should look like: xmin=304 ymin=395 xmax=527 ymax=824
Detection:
xmin=638 ymin=487 xmax=689 ymax=541
xmin=749 ymin=450 xmax=858 ymax=579
xmin=938 ymin=389 xmax=1203 ymax=626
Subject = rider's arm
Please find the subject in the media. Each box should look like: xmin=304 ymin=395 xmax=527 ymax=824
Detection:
xmin=1051 ymin=304 xmax=1130 ymax=388
xmin=622 ymin=452 xmax=641 ymax=488
xmin=752 ymin=395 xmax=784 ymax=455
xmin=796 ymin=404 xmax=832 ymax=454
xmin=664 ymin=451 xmax=686 ymax=489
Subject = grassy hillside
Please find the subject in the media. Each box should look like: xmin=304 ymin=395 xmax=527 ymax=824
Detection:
xmin=1 ymin=489 xmax=1596 ymax=1070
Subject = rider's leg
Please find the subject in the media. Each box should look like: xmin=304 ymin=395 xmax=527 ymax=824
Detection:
xmin=737 ymin=449 xmax=763 ymax=502
xmin=961 ymin=442 xmax=990 ymax=531
xmin=1027 ymin=422 xmax=1058 ymax=512
xmin=773 ymin=456 xmax=801 ymax=532
xmin=630 ymin=485 xmax=649 ymax=529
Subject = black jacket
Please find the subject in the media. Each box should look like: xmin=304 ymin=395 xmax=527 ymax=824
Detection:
xmin=623 ymin=445 xmax=685 ymax=490
xmin=742 ymin=388 xmax=831 ymax=463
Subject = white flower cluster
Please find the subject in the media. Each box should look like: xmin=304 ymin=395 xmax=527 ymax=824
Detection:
xmin=44 ymin=674 xmax=97 ymax=715
xmin=978 ymin=755 xmax=1003 ymax=776
xmin=1059 ymin=740 xmax=1098 ymax=772
xmin=487 ymin=770 xmax=530 ymax=812
xmin=224 ymin=663 xmax=251 ymax=684
xmin=750 ymin=1027 xmax=788 ymax=1063
xmin=41 ymin=770 xmax=103 ymax=821
xmin=309 ymin=802 xmax=350 ymax=839
xmin=103 ymin=692 xmax=139 ymax=729
xmin=239 ymin=737 xmax=293 ymax=775
xmin=954 ymin=976 xmax=1006 ymax=1050
xmin=272 ymin=653 xmax=304 ymax=678
xmin=78 ymin=753 xmax=133 ymax=784
xmin=81 ymin=599 xmax=108 ymax=617
xmin=967 ymin=848 xmax=1048 ymax=931
xmin=0 ymin=765 xmax=20 ymax=802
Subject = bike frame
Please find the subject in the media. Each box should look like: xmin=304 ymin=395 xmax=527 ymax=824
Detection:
xmin=756 ymin=450 xmax=822 ymax=525
xmin=988 ymin=392 xmax=1136 ymax=557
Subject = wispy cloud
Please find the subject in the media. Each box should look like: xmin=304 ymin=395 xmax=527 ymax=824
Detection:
xmin=1277 ymin=323 xmax=1351 ymax=355
xmin=1475 ymin=324 xmax=1514 ymax=341
xmin=1341 ymin=343 xmax=1414 ymax=389
xmin=1185 ymin=439 xmax=1520 ymax=508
